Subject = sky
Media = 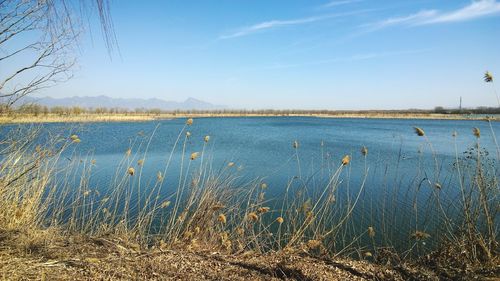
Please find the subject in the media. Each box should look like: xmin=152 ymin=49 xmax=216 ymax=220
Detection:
xmin=32 ymin=0 xmax=500 ymax=109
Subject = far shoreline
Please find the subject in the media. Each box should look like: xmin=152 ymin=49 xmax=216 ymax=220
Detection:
xmin=1 ymin=112 xmax=499 ymax=124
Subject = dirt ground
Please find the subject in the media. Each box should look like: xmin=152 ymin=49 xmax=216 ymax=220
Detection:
xmin=0 ymin=228 xmax=497 ymax=280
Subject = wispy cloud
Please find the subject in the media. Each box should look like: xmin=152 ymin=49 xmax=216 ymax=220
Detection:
xmin=322 ymin=0 xmax=363 ymax=9
xmin=220 ymin=10 xmax=369 ymax=39
xmin=219 ymin=16 xmax=325 ymax=39
xmin=366 ymin=10 xmax=438 ymax=30
xmin=423 ymin=0 xmax=500 ymax=24
xmin=264 ymin=49 xmax=428 ymax=70
xmin=366 ymin=0 xmax=500 ymax=31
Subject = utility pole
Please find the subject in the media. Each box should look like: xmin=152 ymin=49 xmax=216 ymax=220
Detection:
xmin=459 ymin=96 xmax=462 ymax=112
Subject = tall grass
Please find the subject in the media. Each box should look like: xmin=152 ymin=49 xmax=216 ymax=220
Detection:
xmin=0 ymin=119 xmax=497 ymax=271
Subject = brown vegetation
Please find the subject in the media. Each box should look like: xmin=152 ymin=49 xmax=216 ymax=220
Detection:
xmin=0 ymin=119 xmax=498 ymax=280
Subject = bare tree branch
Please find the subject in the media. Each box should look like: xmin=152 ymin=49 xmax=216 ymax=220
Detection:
xmin=0 ymin=0 xmax=116 ymax=108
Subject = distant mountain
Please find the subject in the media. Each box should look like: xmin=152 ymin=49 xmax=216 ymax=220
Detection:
xmin=12 ymin=95 xmax=226 ymax=110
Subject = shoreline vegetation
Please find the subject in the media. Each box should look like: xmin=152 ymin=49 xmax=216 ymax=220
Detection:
xmin=0 ymin=118 xmax=498 ymax=280
xmin=1 ymin=111 xmax=499 ymax=124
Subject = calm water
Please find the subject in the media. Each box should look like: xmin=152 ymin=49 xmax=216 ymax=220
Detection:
xmin=40 ymin=117 xmax=499 ymax=188
xmin=2 ymin=117 xmax=499 ymax=250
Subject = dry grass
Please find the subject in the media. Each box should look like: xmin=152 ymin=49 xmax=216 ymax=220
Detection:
xmin=1 ymin=112 xmax=498 ymax=125
xmin=0 ymin=227 xmax=436 ymax=280
xmin=0 ymin=118 xmax=498 ymax=280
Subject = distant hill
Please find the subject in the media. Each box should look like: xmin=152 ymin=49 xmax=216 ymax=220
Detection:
xmin=12 ymin=95 xmax=226 ymax=111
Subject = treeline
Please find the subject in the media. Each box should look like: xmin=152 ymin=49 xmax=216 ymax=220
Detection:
xmin=1 ymin=103 xmax=500 ymax=115
xmin=433 ymin=106 xmax=500 ymax=114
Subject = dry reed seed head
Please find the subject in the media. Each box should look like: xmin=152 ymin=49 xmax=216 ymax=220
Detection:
xmin=211 ymin=203 xmax=225 ymax=211
xmin=186 ymin=118 xmax=194 ymax=125
xmin=276 ymin=217 xmax=284 ymax=224
xmin=361 ymin=146 xmax=368 ymax=156
xmin=293 ymin=140 xmax=299 ymax=149
xmin=160 ymin=200 xmax=171 ymax=208
xmin=137 ymin=159 xmax=144 ymax=166
xmin=434 ymin=182 xmax=442 ymax=189
xmin=83 ymin=190 xmax=90 ymax=196
xmin=15 ymin=209 xmax=23 ymax=219
xmin=306 ymin=240 xmax=322 ymax=250
xmin=260 ymin=182 xmax=267 ymax=189
xmin=156 ymin=171 xmax=163 ymax=181
xmin=190 ymin=152 xmax=200 ymax=160
xmin=301 ymin=199 xmax=312 ymax=214
xmin=220 ymin=232 xmax=229 ymax=243
xmin=473 ymin=127 xmax=480 ymax=138
xmin=221 ymin=231 xmax=229 ymax=239
xmin=218 ymin=213 xmax=227 ymax=224
xmin=91 ymin=159 xmax=96 ymax=165
xmin=368 ymin=226 xmax=375 ymax=238
xmin=223 ymin=239 xmax=232 ymax=250
xmin=72 ymin=138 xmax=81 ymax=143
xmin=186 ymin=131 xmax=191 ymax=138
xmin=236 ymin=228 xmax=244 ymax=236
xmin=204 ymin=135 xmax=210 ymax=142
xmin=178 ymin=212 xmax=186 ymax=222
xmin=257 ymin=206 xmax=270 ymax=214
xmin=364 ymin=252 xmax=373 ymax=258
xmin=259 ymin=192 xmax=265 ymax=201
xmin=247 ymin=212 xmax=259 ymax=222
xmin=101 ymin=197 xmax=109 ymax=203
xmin=306 ymin=211 xmax=314 ymax=219
xmin=411 ymin=230 xmax=431 ymax=240
xmin=183 ymin=231 xmax=193 ymax=240
xmin=191 ymin=178 xmax=199 ymax=188
xmin=127 ymin=167 xmax=135 ymax=176
xmin=484 ymin=71 xmax=493 ymax=83
xmin=70 ymin=134 xmax=79 ymax=141
xmin=227 ymin=162 xmax=235 ymax=167
xmin=414 ymin=127 xmax=425 ymax=136
xmin=341 ymin=155 xmax=350 ymax=166
xmin=126 ymin=149 xmax=132 ymax=156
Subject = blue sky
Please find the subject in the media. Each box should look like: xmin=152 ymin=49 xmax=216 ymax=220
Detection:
xmin=36 ymin=0 xmax=500 ymax=109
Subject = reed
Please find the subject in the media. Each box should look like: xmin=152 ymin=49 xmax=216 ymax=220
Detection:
xmin=0 ymin=118 xmax=498 ymax=279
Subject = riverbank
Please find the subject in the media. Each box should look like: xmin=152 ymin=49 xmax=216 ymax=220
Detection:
xmin=1 ymin=112 xmax=498 ymax=124
xmin=0 ymin=227 xmax=444 ymax=280
xmin=2 ymin=227 xmax=498 ymax=280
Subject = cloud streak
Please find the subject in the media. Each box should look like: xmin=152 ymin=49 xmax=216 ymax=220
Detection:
xmin=220 ymin=10 xmax=369 ymax=39
xmin=322 ymin=0 xmax=363 ymax=9
xmin=219 ymin=16 xmax=325 ymax=39
xmin=264 ymin=49 xmax=429 ymax=70
xmin=366 ymin=0 xmax=500 ymax=31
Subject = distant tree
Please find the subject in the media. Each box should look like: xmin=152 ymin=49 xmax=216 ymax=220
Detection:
xmin=434 ymin=106 xmax=446 ymax=113
xmin=71 ymin=106 xmax=84 ymax=115
xmin=147 ymin=108 xmax=162 ymax=115
xmin=94 ymin=107 xmax=108 ymax=114
xmin=41 ymin=106 xmax=48 ymax=115
xmin=51 ymin=106 xmax=66 ymax=116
